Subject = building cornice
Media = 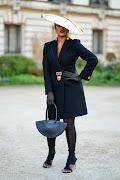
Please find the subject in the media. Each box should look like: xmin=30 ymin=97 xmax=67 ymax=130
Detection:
xmin=0 ymin=0 xmax=120 ymax=18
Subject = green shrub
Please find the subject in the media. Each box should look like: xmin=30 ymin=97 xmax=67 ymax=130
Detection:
xmin=104 ymin=63 xmax=116 ymax=72
xmin=10 ymin=74 xmax=44 ymax=84
xmin=76 ymin=57 xmax=86 ymax=69
xmin=76 ymin=58 xmax=105 ymax=73
xmin=113 ymin=62 xmax=120 ymax=73
xmin=76 ymin=60 xmax=120 ymax=85
xmin=28 ymin=66 xmax=40 ymax=76
xmin=95 ymin=62 xmax=105 ymax=72
xmin=40 ymin=69 xmax=43 ymax=76
xmin=0 ymin=74 xmax=44 ymax=85
xmin=0 ymin=55 xmax=37 ymax=77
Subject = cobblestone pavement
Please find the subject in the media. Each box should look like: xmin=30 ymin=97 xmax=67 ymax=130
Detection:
xmin=0 ymin=85 xmax=120 ymax=180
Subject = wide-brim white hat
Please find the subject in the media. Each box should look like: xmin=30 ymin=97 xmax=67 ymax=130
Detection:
xmin=41 ymin=14 xmax=84 ymax=35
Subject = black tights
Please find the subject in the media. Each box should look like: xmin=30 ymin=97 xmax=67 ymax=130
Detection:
xmin=47 ymin=117 xmax=76 ymax=156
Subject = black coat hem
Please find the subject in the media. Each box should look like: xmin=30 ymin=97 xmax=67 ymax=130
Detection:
xmin=60 ymin=111 xmax=88 ymax=119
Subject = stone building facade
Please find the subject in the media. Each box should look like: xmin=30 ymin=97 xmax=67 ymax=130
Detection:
xmin=0 ymin=0 xmax=120 ymax=68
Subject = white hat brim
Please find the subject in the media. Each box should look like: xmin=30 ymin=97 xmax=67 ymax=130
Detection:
xmin=41 ymin=14 xmax=84 ymax=35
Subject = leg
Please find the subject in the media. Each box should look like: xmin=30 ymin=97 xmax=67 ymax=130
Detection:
xmin=47 ymin=137 xmax=56 ymax=155
xmin=46 ymin=118 xmax=60 ymax=156
xmin=62 ymin=117 xmax=77 ymax=173
xmin=63 ymin=117 xmax=76 ymax=154
xmin=43 ymin=137 xmax=56 ymax=168
xmin=43 ymin=118 xmax=60 ymax=168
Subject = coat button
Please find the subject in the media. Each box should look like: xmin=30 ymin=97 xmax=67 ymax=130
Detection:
xmin=88 ymin=76 xmax=90 ymax=79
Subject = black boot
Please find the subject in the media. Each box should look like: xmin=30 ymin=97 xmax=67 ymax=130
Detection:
xmin=62 ymin=118 xmax=77 ymax=173
xmin=43 ymin=149 xmax=56 ymax=168
xmin=62 ymin=152 xmax=77 ymax=173
xmin=43 ymin=138 xmax=56 ymax=168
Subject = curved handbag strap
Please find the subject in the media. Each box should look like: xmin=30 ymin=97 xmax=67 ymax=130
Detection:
xmin=45 ymin=103 xmax=57 ymax=124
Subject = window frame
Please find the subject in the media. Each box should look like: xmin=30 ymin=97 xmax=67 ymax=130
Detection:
xmin=90 ymin=0 xmax=109 ymax=7
xmin=92 ymin=29 xmax=103 ymax=54
xmin=5 ymin=24 xmax=21 ymax=54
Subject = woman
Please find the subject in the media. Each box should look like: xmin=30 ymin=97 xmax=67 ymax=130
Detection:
xmin=42 ymin=23 xmax=98 ymax=173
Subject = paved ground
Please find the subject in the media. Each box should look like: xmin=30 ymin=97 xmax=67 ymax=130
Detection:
xmin=0 ymin=85 xmax=120 ymax=180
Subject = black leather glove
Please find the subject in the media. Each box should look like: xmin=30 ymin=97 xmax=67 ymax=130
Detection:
xmin=63 ymin=71 xmax=81 ymax=81
xmin=47 ymin=92 xmax=54 ymax=106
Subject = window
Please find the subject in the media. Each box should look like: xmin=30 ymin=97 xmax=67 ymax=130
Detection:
xmin=93 ymin=30 xmax=103 ymax=54
xmin=5 ymin=24 xmax=21 ymax=54
xmin=90 ymin=0 xmax=109 ymax=7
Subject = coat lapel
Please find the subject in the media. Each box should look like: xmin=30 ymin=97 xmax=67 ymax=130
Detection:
xmin=51 ymin=40 xmax=61 ymax=68
xmin=51 ymin=39 xmax=71 ymax=68
xmin=59 ymin=39 xmax=70 ymax=64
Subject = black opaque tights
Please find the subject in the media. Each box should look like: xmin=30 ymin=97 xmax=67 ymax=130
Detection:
xmin=47 ymin=117 xmax=76 ymax=156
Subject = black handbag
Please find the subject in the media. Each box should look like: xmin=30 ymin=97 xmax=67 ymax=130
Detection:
xmin=36 ymin=104 xmax=67 ymax=138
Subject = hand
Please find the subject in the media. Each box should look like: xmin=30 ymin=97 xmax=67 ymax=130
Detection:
xmin=63 ymin=71 xmax=81 ymax=82
xmin=47 ymin=92 xmax=54 ymax=106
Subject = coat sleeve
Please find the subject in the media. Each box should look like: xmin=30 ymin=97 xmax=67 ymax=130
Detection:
xmin=74 ymin=39 xmax=98 ymax=81
xmin=42 ymin=43 xmax=53 ymax=95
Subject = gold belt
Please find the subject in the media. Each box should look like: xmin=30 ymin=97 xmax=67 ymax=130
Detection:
xmin=56 ymin=71 xmax=62 ymax=81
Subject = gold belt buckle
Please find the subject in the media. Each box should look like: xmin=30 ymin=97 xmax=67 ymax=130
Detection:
xmin=56 ymin=71 xmax=62 ymax=81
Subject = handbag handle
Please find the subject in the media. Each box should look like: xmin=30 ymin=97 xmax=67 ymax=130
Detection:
xmin=45 ymin=103 xmax=57 ymax=124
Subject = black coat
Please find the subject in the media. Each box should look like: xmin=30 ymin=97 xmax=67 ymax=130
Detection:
xmin=43 ymin=38 xmax=98 ymax=119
